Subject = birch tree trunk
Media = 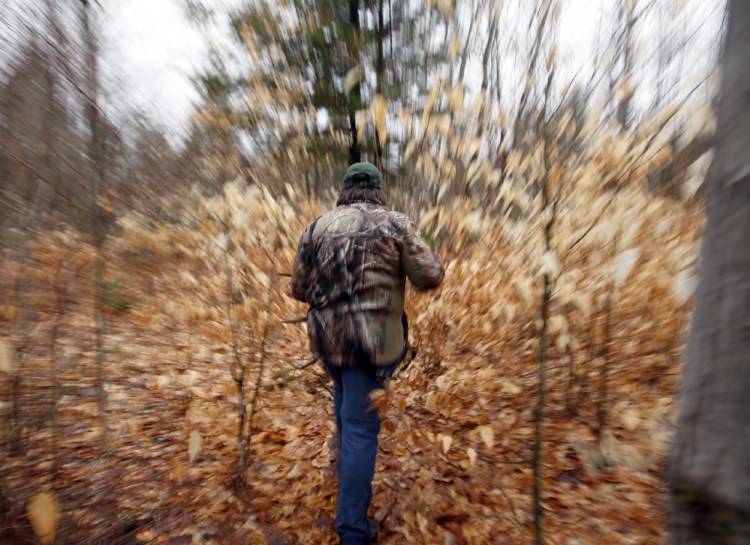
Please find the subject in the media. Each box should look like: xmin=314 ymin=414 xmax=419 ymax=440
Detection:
xmin=669 ymin=2 xmax=750 ymax=543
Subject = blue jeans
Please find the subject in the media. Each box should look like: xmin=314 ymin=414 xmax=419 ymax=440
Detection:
xmin=325 ymin=364 xmax=386 ymax=545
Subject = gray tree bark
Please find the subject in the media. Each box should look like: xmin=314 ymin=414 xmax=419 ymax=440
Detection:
xmin=669 ymin=1 xmax=750 ymax=544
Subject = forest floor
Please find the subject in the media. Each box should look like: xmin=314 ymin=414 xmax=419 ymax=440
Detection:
xmin=0 ymin=206 xmax=693 ymax=545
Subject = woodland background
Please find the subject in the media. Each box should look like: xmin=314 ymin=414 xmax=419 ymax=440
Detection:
xmin=0 ymin=0 xmax=731 ymax=544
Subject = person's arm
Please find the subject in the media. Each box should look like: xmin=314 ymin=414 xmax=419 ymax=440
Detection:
xmin=400 ymin=219 xmax=444 ymax=291
xmin=291 ymin=226 xmax=311 ymax=302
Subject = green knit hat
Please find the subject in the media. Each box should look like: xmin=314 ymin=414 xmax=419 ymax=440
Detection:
xmin=343 ymin=162 xmax=383 ymax=189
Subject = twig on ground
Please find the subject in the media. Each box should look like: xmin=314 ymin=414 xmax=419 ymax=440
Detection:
xmin=281 ymin=316 xmax=307 ymax=324
xmin=291 ymin=358 xmax=318 ymax=370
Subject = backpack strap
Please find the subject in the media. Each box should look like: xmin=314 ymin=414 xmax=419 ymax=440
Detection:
xmin=307 ymin=217 xmax=322 ymax=277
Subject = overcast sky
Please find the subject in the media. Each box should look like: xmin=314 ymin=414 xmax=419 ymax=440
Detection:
xmin=102 ymin=0 xmax=605 ymax=122
xmin=2 ymin=0 xmax=725 ymax=142
xmin=1 ymin=0 xmax=209 ymax=136
xmin=102 ymin=0 xmax=724 ymax=130
xmin=101 ymin=1 xmax=209 ymax=135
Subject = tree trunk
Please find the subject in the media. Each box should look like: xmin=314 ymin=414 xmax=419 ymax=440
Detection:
xmin=80 ymin=0 xmax=108 ymax=445
xmin=373 ymin=0 xmax=385 ymax=171
xmin=669 ymin=2 xmax=750 ymax=543
xmin=347 ymin=0 xmax=362 ymax=165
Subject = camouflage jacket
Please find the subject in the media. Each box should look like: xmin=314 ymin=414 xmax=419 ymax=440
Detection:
xmin=291 ymin=202 xmax=444 ymax=367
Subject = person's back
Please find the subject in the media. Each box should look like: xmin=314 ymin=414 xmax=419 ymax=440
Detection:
xmin=292 ymin=162 xmax=444 ymax=369
xmin=292 ymin=199 xmax=443 ymax=367
xmin=291 ymin=162 xmax=444 ymax=545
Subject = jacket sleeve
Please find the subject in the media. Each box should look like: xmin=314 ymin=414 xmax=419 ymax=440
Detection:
xmin=400 ymin=219 xmax=445 ymax=291
xmin=290 ymin=226 xmax=310 ymax=302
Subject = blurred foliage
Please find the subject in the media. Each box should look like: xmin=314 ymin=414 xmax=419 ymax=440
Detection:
xmin=0 ymin=0 xmax=726 ymax=543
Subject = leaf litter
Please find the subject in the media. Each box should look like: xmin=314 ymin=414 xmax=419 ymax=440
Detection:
xmin=0 ymin=188 xmax=703 ymax=545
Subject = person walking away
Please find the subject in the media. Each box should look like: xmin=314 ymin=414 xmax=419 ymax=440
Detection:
xmin=291 ymin=162 xmax=444 ymax=545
